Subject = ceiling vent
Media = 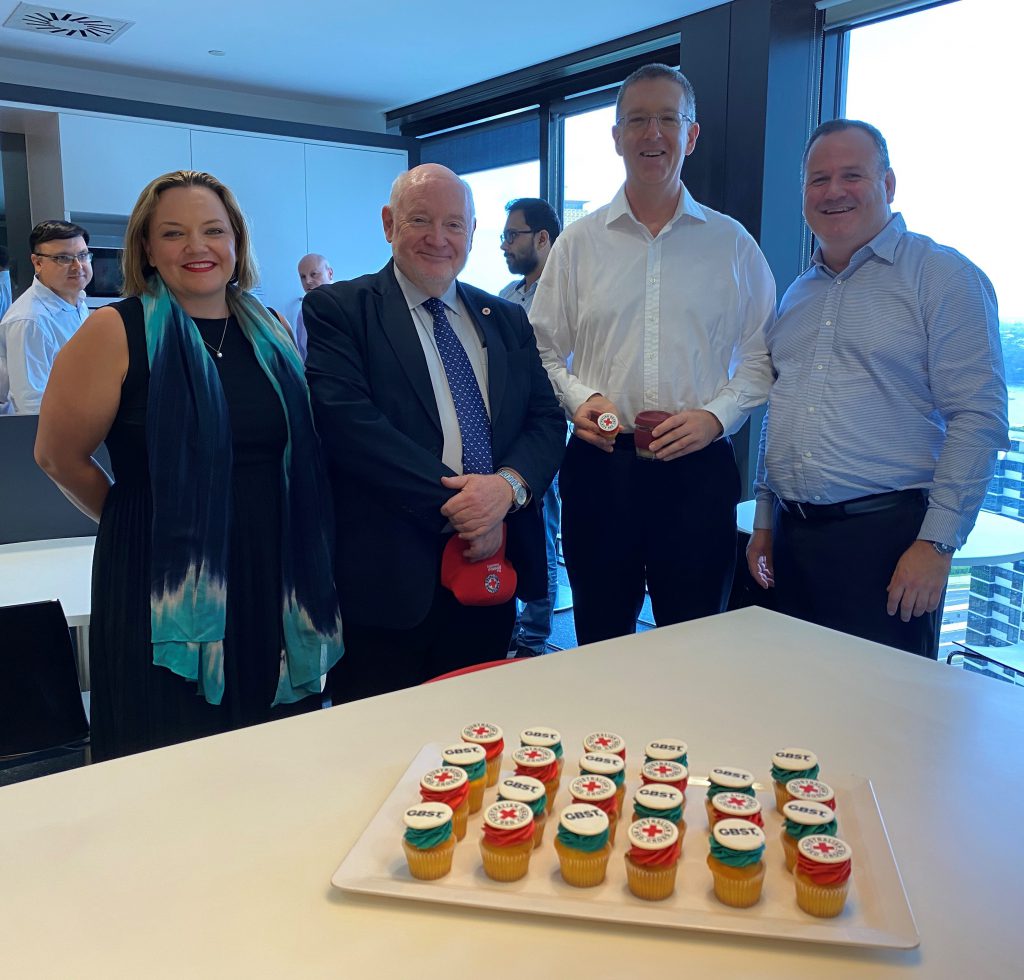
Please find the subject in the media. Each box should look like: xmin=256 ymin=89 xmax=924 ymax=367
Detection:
xmin=2 ymin=4 xmax=134 ymax=44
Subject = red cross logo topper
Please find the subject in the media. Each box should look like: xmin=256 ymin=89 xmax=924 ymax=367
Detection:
xmin=525 ymin=750 xmax=542 ymax=760
xmin=472 ymin=725 xmax=490 ymax=736
xmin=499 ymin=808 xmax=519 ymax=821
xmin=727 ymin=795 xmax=747 ymax=806
xmin=434 ymin=770 xmax=453 ymax=783
xmin=812 ymin=840 xmax=836 ymax=854
xmin=642 ymin=823 xmax=661 ymax=838
xmin=582 ymin=780 xmax=602 ymax=793
xmin=655 ymin=764 xmax=672 ymax=775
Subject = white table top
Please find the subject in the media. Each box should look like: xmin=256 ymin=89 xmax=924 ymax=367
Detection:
xmin=736 ymin=500 xmax=1024 ymax=566
xmin=0 ymin=535 xmax=95 ymax=625
xmin=1 ymin=607 xmax=1020 ymax=978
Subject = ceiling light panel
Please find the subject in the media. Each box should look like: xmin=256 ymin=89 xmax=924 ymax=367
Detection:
xmin=2 ymin=3 xmax=134 ymax=44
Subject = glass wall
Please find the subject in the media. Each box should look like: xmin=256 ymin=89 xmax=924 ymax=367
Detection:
xmin=561 ymin=104 xmax=622 ymax=228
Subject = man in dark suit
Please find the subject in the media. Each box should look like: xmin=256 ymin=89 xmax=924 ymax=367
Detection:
xmin=305 ymin=164 xmax=565 ymax=703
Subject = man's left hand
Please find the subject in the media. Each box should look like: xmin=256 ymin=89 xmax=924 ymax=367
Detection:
xmin=461 ymin=522 xmax=505 ymax=562
xmin=440 ymin=473 xmax=514 ymax=537
xmin=649 ymin=409 xmax=724 ymax=461
xmin=886 ymin=540 xmax=953 ymax=622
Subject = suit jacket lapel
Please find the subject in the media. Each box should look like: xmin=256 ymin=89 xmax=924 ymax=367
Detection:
xmin=459 ymin=283 xmax=506 ymax=426
xmin=379 ymin=263 xmax=442 ymax=432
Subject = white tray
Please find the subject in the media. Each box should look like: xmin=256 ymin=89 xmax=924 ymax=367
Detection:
xmin=332 ymin=744 xmax=919 ymax=950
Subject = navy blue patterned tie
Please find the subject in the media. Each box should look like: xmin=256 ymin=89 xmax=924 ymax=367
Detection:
xmin=423 ymin=296 xmax=493 ymax=474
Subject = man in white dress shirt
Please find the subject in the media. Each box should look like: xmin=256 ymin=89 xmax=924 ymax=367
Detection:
xmin=291 ymin=253 xmax=334 ymax=361
xmin=0 ymin=221 xmax=91 ymax=415
xmin=530 ymin=64 xmax=776 ymax=645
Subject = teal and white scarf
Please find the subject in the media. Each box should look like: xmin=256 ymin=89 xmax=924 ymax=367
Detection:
xmin=143 ymin=275 xmax=343 ymax=705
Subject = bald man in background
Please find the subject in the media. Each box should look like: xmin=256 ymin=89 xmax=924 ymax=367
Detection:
xmin=293 ymin=253 xmax=334 ymax=360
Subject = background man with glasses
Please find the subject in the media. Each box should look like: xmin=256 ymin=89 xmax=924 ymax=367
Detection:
xmin=0 ymin=220 xmax=91 ymax=414
xmin=530 ymin=63 xmax=775 ymax=646
xmin=499 ymin=197 xmax=563 ymax=657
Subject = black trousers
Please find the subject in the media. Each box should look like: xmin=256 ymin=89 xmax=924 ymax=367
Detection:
xmin=772 ymin=491 xmax=941 ymax=659
xmin=560 ymin=434 xmax=740 ymax=646
xmin=327 ymin=582 xmax=516 ymax=704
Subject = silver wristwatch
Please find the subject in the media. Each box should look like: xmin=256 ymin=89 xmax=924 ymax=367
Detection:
xmin=497 ymin=468 xmax=528 ymax=512
xmin=928 ymin=540 xmax=956 ymax=556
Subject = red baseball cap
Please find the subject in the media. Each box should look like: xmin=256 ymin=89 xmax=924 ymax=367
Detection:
xmin=441 ymin=526 xmax=517 ymax=606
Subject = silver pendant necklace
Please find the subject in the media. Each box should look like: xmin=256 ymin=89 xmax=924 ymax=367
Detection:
xmin=203 ymin=315 xmax=230 ymax=359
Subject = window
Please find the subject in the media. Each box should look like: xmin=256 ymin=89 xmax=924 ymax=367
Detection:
xmin=561 ymin=104 xmax=621 ymax=228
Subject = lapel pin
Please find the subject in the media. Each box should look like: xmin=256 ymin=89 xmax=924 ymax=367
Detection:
xmin=482 ymin=307 xmax=491 ymax=315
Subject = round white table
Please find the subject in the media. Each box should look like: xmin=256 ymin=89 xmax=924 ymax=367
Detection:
xmin=736 ymin=500 xmax=1024 ymax=566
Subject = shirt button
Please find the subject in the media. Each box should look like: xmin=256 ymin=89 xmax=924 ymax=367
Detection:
xmin=825 ymin=320 xmax=832 ymax=326
xmin=649 ymin=277 xmax=656 ymax=285
xmin=807 ymin=406 xmax=815 ymax=413
xmin=817 ymin=364 xmax=823 ymax=370
xmin=814 ymin=495 xmax=821 ymax=500
xmin=804 ymin=451 xmax=812 ymax=458
xmin=835 ymin=279 xmax=843 ymax=285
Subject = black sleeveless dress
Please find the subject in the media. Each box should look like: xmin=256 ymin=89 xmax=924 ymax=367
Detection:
xmin=89 ymin=296 xmax=318 ymax=761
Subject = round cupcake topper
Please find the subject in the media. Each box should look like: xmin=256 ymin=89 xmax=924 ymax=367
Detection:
xmin=580 ymin=752 xmax=625 ymax=775
xmin=558 ymin=803 xmax=609 ymax=836
xmin=496 ymin=775 xmax=545 ymax=803
xmin=627 ymin=817 xmax=679 ymax=850
xmin=711 ymin=818 xmax=766 ymax=851
xmin=785 ymin=777 xmax=834 ymax=803
xmin=461 ymin=722 xmax=503 ymax=745
xmin=511 ymin=745 xmax=556 ymax=769
xmin=441 ymin=743 xmax=486 ymax=767
xmin=641 ymin=760 xmax=688 ymax=783
xmin=420 ymin=766 xmax=468 ymax=792
xmin=797 ymin=834 xmax=852 ymax=864
xmin=596 ymin=412 xmax=619 ymax=433
xmin=782 ymin=800 xmax=835 ymax=826
xmin=520 ymin=726 xmax=562 ymax=748
xmin=569 ymin=774 xmax=616 ymax=802
xmin=708 ymin=766 xmax=755 ymax=788
xmin=772 ymin=747 xmax=818 ymax=771
xmin=583 ymin=731 xmax=625 ymax=754
xmin=403 ymin=802 xmax=454 ymax=830
xmin=483 ymin=800 xmax=533 ymax=831
xmin=711 ymin=792 xmax=762 ymax=817
xmin=634 ymin=783 xmax=684 ymax=810
xmin=645 ymin=738 xmax=688 ymax=760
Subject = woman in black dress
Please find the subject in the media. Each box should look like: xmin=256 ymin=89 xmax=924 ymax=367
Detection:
xmin=36 ymin=171 xmax=343 ymax=760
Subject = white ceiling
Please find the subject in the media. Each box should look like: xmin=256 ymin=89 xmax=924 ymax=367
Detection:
xmin=0 ymin=0 xmax=724 ymax=114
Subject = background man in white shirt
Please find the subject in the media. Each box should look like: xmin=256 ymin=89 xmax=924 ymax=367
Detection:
xmin=0 ymin=220 xmax=91 ymax=415
xmin=530 ymin=64 xmax=775 ymax=645
xmin=291 ymin=252 xmax=334 ymax=360
xmin=499 ymin=197 xmax=563 ymax=657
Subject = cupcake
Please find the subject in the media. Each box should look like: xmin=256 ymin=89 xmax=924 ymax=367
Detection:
xmin=479 ymin=800 xmax=535 ymax=882
xmin=784 ymin=777 xmax=836 ymax=811
xmin=770 ymin=747 xmax=820 ymax=811
xmin=583 ymin=731 xmax=626 ymax=761
xmin=569 ymin=773 xmax=619 ymax=844
xmin=707 ymin=819 xmax=767 ymax=908
xmin=402 ymin=802 xmax=456 ymax=881
xmin=511 ymin=746 xmax=560 ymax=813
xmin=461 ymin=722 xmax=504 ymax=787
xmin=497 ymin=774 xmax=547 ymax=849
xmin=419 ymin=765 xmax=471 ymax=841
xmin=709 ymin=791 xmax=764 ymax=831
xmin=554 ymin=803 xmax=612 ymax=888
xmin=794 ymin=835 xmax=853 ymax=917
xmin=580 ymin=751 xmax=627 ymax=813
xmin=644 ymin=738 xmax=688 ymax=766
xmin=704 ymin=766 xmax=756 ymax=823
xmin=441 ymin=742 xmax=488 ymax=814
xmin=521 ymin=726 xmax=565 ymax=781
xmin=640 ymin=759 xmax=689 ymax=796
xmin=632 ymin=783 xmax=686 ymax=841
xmin=781 ymin=800 xmax=838 ymax=872
xmin=624 ymin=817 xmax=681 ymax=900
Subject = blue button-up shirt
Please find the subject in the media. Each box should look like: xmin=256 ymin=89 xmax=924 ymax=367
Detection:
xmin=755 ymin=213 xmax=1008 ymax=548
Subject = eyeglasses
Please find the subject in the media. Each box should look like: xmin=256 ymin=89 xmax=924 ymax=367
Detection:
xmin=616 ymin=112 xmax=692 ymax=132
xmin=33 ymin=250 xmax=94 ymax=267
xmin=499 ymin=228 xmax=537 ymax=245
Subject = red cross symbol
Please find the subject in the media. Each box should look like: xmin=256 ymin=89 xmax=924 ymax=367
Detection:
xmin=434 ymin=770 xmax=453 ymax=783
xmin=642 ymin=823 xmax=661 ymax=838
xmin=654 ymin=764 xmax=672 ymax=776
xmin=524 ymin=749 xmax=542 ymax=760
xmin=812 ymin=841 xmax=836 ymax=854
xmin=499 ymin=808 xmax=519 ymax=821
xmin=472 ymin=725 xmax=490 ymax=736
xmin=796 ymin=783 xmax=817 ymax=795
xmin=581 ymin=780 xmax=602 ymax=793
xmin=595 ymin=736 xmax=612 ymax=747
xmin=726 ymin=795 xmax=747 ymax=806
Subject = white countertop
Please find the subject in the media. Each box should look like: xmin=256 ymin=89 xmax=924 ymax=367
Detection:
xmin=0 ymin=607 xmax=1020 ymax=978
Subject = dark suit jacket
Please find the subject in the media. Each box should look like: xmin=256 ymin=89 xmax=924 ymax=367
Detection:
xmin=304 ymin=262 xmax=565 ymax=630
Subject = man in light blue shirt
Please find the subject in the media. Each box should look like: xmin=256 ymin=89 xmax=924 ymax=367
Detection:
xmin=499 ymin=197 xmax=562 ymax=657
xmin=0 ymin=247 xmax=11 ymax=321
xmin=0 ymin=220 xmax=91 ymax=414
xmin=748 ymin=120 xmax=1008 ymax=658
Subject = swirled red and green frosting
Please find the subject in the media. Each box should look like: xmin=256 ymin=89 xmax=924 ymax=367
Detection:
xmin=771 ymin=761 xmax=820 ymax=782
xmin=420 ymin=780 xmax=470 ymax=810
xmin=706 ymin=781 xmax=754 ymax=800
xmin=709 ymin=837 xmax=764 ymax=868
xmin=498 ymin=791 xmax=546 ymax=819
xmin=404 ymin=821 xmax=453 ymax=850
xmin=796 ymin=852 xmax=851 ymax=884
xmin=628 ymin=839 xmax=681 ymax=867
xmin=482 ymin=820 xmax=535 ymax=847
xmin=516 ymin=760 xmax=559 ymax=783
xmin=783 ymin=816 xmax=837 ymax=840
xmin=633 ymin=800 xmax=684 ymax=823
xmin=556 ymin=824 xmax=610 ymax=852
xmin=444 ymin=758 xmax=486 ymax=782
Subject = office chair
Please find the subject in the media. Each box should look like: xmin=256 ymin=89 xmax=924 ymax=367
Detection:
xmin=0 ymin=600 xmax=90 ymax=761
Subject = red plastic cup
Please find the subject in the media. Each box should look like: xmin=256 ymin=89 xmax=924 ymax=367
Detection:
xmin=633 ymin=411 xmax=672 ymax=459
